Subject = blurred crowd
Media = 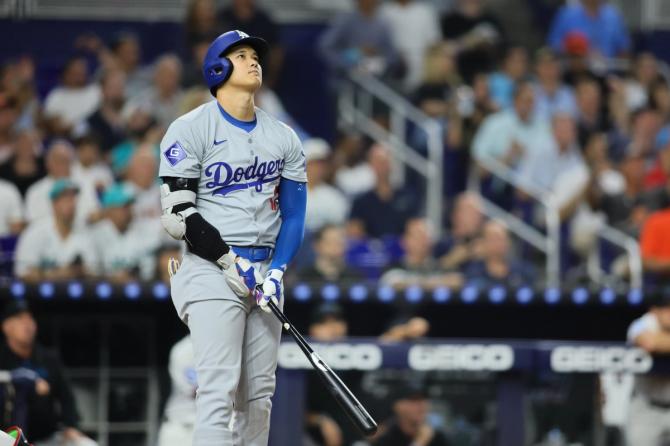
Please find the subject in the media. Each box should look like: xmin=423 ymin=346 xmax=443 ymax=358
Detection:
xmin=0 ymin=0 xmax=669 ymax=291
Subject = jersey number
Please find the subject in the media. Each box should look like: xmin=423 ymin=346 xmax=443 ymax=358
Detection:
xmin=269 ymin=185 xmax=279 ymax=211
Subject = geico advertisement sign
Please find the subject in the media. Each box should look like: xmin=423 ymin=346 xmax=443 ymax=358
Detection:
xmin=550 ymin=346 xmax=652 ymax=373
xmin=278 ymin=343 xmax=383 ymax=370
xmin=409 ymin=344 xmax=514 ymax=371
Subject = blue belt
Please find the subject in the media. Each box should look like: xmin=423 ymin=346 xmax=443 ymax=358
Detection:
xmin=231 ymin=246 xmax=274 ymax=262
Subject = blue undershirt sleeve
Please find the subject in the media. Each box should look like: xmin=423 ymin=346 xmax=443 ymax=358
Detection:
xmin=269 ymin=178 xmax=307 ymax=271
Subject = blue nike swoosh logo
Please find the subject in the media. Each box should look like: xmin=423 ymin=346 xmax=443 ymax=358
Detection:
xmin=213 ymin=139 xmax=227 ymax=146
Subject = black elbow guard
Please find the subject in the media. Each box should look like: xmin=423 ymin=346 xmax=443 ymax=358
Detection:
xmin=184 ymin=213 xmax=231 ymax=264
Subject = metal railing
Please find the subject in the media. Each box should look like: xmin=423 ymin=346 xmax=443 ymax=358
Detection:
xmin=338 ymin=71 xmax=444 ymax=236
xmin=469 ymin=156 xmax=562 ymax=289
xmin=471 ymin=155 xmax=642 ymax=291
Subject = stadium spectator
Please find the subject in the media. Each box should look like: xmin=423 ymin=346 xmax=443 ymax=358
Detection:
xmin=561 ymin=32 xmax=602 ymax=89
xmin=464 ymin=220 xmax=534 ymax=287
xmin=650 ymin=79 xmax=670 ymax=125
xmin=84 ymin=69 xmax=127 ymax=154
xmin=532 ymin=48 xmax=577 ymax=120
xmin=318 ymin=0 xmax=400 ymax=79
xmin=583 ymin=133 xmax=639 ymax=235
xmin=218 ymin=0 xmax=283 ymax=88
xmin=0 ymin=129 xmax=44 ymax=196
xmin=413 ymin=42 xmax=461 ymax=118
xmin=380 ymin=218 xmax=462 ymax=290
xmin=298 ymin=225 xmax=362 ymax=283
xmin=639 ymin=207 xmax=670 ymax=278
xmin=626 ymin=295 xmax=670 ymax=445
xmin=14 ymin=179 xmax=96 ymax=283
xmin=548 ymin=0 xmax=630 ymax=59
xmin=157 ymin=335 xmax=196 ymax=446
xmin=182 ymin=35 xmax=214 ymax=89
xmin=184 ymin=0 xmax=222 ymax=50
xmin=90 ymin=183 xmax=160 ymax=283
xmin=472 ymin=80 xmax=551 ymax=170
xmin=110 ymin=102 xmax=161 ymax=177
xmin=124 ymin=147 xmax=161 ymax=222
xmin=348 ymin=143 xmax=419 ymax=238
xmin=305 ymin=303 xmax=350 ymax=446
xmin=0 ymin=300 xmax=97 ymax=445
xmin=130 ymin=54 xmax=184 ymax=128
xmin=0 ymin=92 xmax=18 ymax=163
xmin=107 ymin=32 xmax=152 ymax=98
xmin=43 ymin=57 xmax=101 ymax=135
xmin=574 ymin=77 xmax=609 ymax=147
xmin=440 ymin=0 xmax=505 ymax=83
xmin=517 ymin=114 xmax=588 ymax=221
xmin=0 ymin=56 xmax=39 ymax=132
xmin=71 ymin=135 xmax=113 ymax=196
xmin=374 ymin=382 xmax=450 ymax=446
xmin=624 ymin=52 xmax=662 ymax=111
xmin=24 ymin=140 xmax=100 ymax=226
xmin=488 ymin=46 xmax=529 ymax=110
xmin=459 ymin=72 xmax=498 ymax=149
xmin=378 ymin=0 xmax=441 ymax=90
xmin=439 ymin=192 xmax=484 ymax=270
xmin=332 ymin=134 xmax=376 ymax=198
xmin=0 ymin=179 xmax=24 ymax=237
xmin=304 ymin=138 xmax=349 ymax=232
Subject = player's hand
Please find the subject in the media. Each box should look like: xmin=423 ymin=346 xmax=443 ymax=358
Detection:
xmin=257 ymin=269 xmax=283 ymax=313
xmin=223 ymin=255 xmax=263 ymax=298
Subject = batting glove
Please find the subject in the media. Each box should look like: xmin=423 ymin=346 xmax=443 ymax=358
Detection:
xmin=219 ymin=251 xmax=263 ymax=298
xmin=258 ymin=268 xmax=283 ymax=313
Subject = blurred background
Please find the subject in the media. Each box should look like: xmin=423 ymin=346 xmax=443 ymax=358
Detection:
xmin=1 ymin=0 xmax=670 ymax=445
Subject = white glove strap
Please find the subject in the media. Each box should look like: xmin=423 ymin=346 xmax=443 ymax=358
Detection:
xmin=267 ymin=268 xmax=284 ymax=282
xmin=216 ymin=251 xmax=237 ymax=270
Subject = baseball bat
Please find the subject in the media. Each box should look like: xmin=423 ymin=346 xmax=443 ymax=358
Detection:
xmin=265 ymin=298 xmax=378 ymax=436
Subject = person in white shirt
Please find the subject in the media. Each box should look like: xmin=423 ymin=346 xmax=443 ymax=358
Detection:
xmin=14 ymin=179 xmax=96 ymax=283
xmin=0 ymin=180 xmax=24 ymax=237
xmin=129 ymin=54 xmax=184 ymax=129
xmin=24 ymin=140 xmax=100 ymax=227
xmin=626 ymin=295 xmax=670 ymax=446
xmin=304 ymin=138 xmax=349 ymax=232
xmin=473 ymin=80 xmax=551 ymax=170
xmin=157 ymin=335 xmax=197 ymax=446
xmin=43 ymin=57 xmax=101 ymax=133
xmin=378 ymin=0 xmax=441 ymax=90
xmin=124 ymin=147 xmax=161 ymax=222
xmin=71 ymin=134 xmax=114 ymax=196
xmin=90 ymin=183 xmax=160 ymax=283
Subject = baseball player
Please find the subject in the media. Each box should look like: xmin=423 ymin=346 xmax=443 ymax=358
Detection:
xmin=158 ymin=30 xmax=307 ymax=446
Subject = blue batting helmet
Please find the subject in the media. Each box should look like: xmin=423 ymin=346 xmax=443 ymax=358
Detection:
xmin=202 ymin=30 xmax=269 ymax=96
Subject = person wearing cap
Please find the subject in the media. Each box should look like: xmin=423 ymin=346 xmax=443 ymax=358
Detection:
xmin=547 ymin=0 xmax=630 ymax=59
xmin=0 ymin=301 xmax=97 ymax=445
xmin=89 ymin=183 xmax=161 ymax=283
xmin=304 ymin=138 xmax=349 ymax=233
xmin=626 ymin=294 xmax=670 ymax=445
xmin=23 ymin=140 xmax=100 ymax=227
xmin=374 ymin=382 xmax=449 ymax=446
xmin=13 ymin=179 xmax=96 ymax=283
xmin=304 ymin=303 xmax=351 ymax=446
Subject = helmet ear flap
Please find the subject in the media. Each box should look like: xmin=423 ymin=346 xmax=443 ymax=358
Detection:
xmin=207 ymin=57 xmax=233 ymax=96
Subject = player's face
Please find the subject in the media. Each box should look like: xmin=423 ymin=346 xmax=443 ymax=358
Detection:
xmin=227 ymin=46 xmax=262 ymax=91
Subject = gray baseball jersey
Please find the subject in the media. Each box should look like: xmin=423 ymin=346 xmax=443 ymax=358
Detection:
xmin=158 ymin=100 xmax=307 ymax=247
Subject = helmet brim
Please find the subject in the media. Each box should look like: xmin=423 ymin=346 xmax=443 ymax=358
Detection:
xmin=222 ymin=36 xmax=269 ymax=62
